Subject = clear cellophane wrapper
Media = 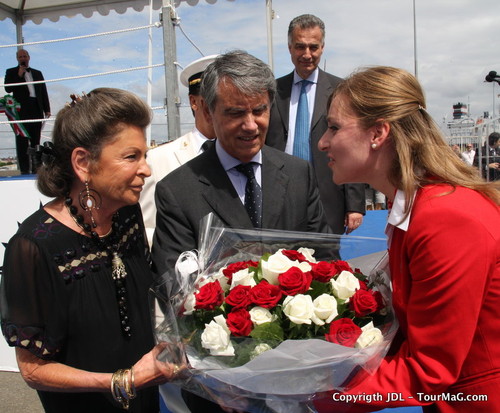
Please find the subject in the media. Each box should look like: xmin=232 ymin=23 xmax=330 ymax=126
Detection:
xmin=151 ymin=214 xmax=398 ymax=413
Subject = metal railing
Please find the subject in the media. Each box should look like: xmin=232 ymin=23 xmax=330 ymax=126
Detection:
xmin=446 ymin=115 xmax=500 ymax=181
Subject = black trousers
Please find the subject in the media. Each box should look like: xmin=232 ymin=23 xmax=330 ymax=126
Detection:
xmin=17 ymin=97 xmax=43 ymax=174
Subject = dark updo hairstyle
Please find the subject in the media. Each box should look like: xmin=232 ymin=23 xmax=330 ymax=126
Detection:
xmin=37 ymin=88 xmax=152 ymax=198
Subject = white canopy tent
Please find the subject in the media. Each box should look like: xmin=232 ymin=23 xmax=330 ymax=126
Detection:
xmin=0 ymin=0 xmax=163 ymax=25
xmin=0 ymin=0 xmax=235 ymax=25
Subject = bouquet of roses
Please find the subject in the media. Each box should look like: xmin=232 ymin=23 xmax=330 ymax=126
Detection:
xmin=184 ymin=248 xmax=387 ymax=361
xmin=153 ymin=215 xmax=397 ymax=413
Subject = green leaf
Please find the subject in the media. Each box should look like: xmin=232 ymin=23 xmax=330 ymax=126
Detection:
xmin=231 ymin=340 xmax=260 ymax=366
xmin=336 ymin=301 xmax=349 ymax=317
xmin=353 ymin=271 xmax=368 ymax=282
xmin=308 ymin=280 xmax=330 ymax=299
xmin=260 ymin=252 xmax=272 ymax=262
xmin=250 ymin=322 xmax=284 ymax=342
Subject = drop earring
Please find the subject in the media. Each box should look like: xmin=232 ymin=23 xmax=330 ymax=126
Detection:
xmin=78 ymin=180 xmax=102 ymax=228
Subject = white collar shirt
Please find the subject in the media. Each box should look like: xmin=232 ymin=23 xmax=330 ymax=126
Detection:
xmin=23 ymin=68 xmax=36 ymax=98
xmin=192 ymin=127 xmax=213 ymax=154
xmin=215 ymin=140 xmax=262 ymax=204
xmin=461 ymin=149 xmax=475 ymax=165
xmin=385 ymin=189 xmax=416 ymax=248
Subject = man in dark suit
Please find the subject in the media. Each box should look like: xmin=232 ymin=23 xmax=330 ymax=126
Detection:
xmin=266 ymin=14 xmax=365 ymax=234
xmin=152 ymin=50 xmax=330 ymax=282
xmin=152 ymin=50 xmax=330 ymax=413
xmin=4 ymin=48 xmax=51 ymax=174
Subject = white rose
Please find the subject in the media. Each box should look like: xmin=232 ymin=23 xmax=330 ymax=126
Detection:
xmin=230 ymin=268 xmax=257 ymax=289
xmin=249 ymin=306 xmax=276 ymax=325
xmin=182 ymin=292 xmax=196 ymax=315
xmin=201 ymin=315 xmax=235 ymax=356
xmin=313 ymin=293 xmax=338 ymax=324
xmin=261 ymin=249 xmax=311 ymax=285
xmin=355 ymin=321 xmax=384 ymax=348
xmin=330 ymin=270 xmax=360 ymax=300
xmin=283 ymin=294 xmax=323 ymax=325
xmin=261 ymin=250 xmax=295 ymax=285
xmin=297 ymin=261 xmax=312 ymax=272
xmin=211 ymin=269 xmax=231 ymax=292
xmin=250 ymin=343 xmax=273 ymax=360
xmin=298 ymin=247 xmax=317 ymax=263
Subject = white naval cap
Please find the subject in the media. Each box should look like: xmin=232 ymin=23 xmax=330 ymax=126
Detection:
xmin=180 ymin=54 xmax=219 ymax=91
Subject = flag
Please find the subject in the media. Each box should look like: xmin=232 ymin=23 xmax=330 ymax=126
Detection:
xmin=0 ymin=95 xmax=30 ymax=138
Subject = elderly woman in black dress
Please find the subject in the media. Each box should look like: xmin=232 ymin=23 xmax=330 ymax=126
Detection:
xmin=1 ymin=88 xmax=183 ymax=412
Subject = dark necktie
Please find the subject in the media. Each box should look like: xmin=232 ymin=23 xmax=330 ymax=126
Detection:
xmin=293 ymin=79 xmax=312 ymax=161
xmin=201 ymin=139 xmax=215 ymax=152
xmin=235 ymin=162 xmax=262 ymax=228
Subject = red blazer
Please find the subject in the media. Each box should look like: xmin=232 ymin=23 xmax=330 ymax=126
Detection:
xmin=315 ymin=184 xmax=500 ymax=412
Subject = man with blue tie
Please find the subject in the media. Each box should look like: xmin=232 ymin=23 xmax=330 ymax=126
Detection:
xmin=267 ymin=14 xmax=366 ymax=234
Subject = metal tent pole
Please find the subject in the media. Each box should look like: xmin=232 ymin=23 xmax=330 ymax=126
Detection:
xmin=161 ymin=0 xmax=181 ymax=141
xmin=265 ymin=0 xmax=274 ymax=72
xmin=146 ymin=0 xmax=154 ymax=146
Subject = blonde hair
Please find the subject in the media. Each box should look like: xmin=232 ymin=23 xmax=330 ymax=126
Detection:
xmin=333 ymin=66 xmax=500 ymax=211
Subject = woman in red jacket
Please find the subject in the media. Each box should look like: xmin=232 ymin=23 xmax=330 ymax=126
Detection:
xmin=316 ymin=66 xmax=500 ymax=412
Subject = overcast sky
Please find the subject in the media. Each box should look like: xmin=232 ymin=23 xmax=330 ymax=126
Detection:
xmin=1 ymin=0 xmax=500 ymax=150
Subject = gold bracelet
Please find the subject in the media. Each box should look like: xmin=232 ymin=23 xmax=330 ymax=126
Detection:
xmin=111 ymin=369 xmax=129 ymax=410
xmin=111 ymin=369 xmax=124 ymax=406
xmin=126 ymin=367 xmax=137 ymax=399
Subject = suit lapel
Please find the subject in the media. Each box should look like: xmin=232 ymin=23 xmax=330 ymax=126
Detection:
xmin=311 ymin=69 xmax=333 ymax=132
xmin=275 ymin=73 xmax=294 ymax=133
xmin=198 ymin=148 xmax=254 ymax=229
xmin=261 ymin=147 xmax=288 ymax=228
xmin=32 ymin=71 xmax=43 ymax=109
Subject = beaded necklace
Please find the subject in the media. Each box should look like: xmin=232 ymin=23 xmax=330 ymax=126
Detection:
xmin=64 ymin=196 xmax=132 ymax=338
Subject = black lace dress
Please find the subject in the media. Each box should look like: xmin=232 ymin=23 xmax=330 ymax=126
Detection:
xmin=1 ymin=204 xmax=159 ymax=413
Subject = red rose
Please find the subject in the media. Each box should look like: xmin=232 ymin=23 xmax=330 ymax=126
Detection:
xmin=325 ymin=318 xmax=362 ymax=347
xmin=225 ymin=285 xmax=252 ymax=309
xmin=195 ymin=281 xmax=224 ymax=311
xmin=226 ymin=308 xmax=253 ymax=337
xmin=310 ymin=261 xmax=337 ymax=282
xmin=349 ymin=289 xmax=379 ymax=317
xmin=334 ymin=260 xmax=354 ymax=274
xmin=222 ymin=260 xmax=258 ymax=283
xmin=358 ymin=280 xmax=368 ymax=290
xmin=249 ymin=280 xmax=283 ymax=308
xmin=278 ymin=267 xmax=312 ymax=296
xmin=281 ymin=249 xmax=307 ymax=262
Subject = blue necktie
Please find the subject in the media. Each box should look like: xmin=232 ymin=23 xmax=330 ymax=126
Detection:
xmin=293 ymin=80 xmax=312 ymax=161
xmin=235 ymin=162 xmax=262 ymax=228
